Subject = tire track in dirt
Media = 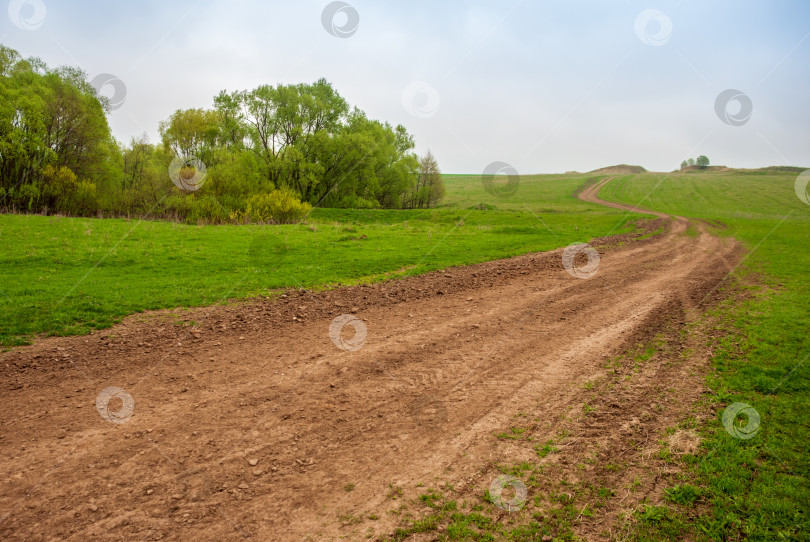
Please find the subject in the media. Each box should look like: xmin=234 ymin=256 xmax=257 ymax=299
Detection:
xmin=0 ymin=179 xmax=743 ymax=541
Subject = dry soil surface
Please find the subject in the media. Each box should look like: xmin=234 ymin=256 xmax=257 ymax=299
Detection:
xmin=0 ymin=179 xmax=743 ymax=541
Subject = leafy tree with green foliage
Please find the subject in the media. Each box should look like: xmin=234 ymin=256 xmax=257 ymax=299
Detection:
xmin=159 ymin=108 xmax=221 ymax=164
xmin=0 ymin=45 xmax=113 ymax=213
xmin=211 ymin=81 xmax=423 ymax=210
xmin=696 ymin=155 xmax=709 ymax=168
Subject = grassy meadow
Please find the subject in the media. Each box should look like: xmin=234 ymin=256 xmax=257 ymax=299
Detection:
xmin=0 ymin=173 xmax=639 ymax=347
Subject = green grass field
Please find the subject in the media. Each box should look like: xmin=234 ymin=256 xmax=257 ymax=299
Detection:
xmin=0 ymin=173 xmax=639 ymax=347
xmin=598 ymin=170 xmax=810 ymax=540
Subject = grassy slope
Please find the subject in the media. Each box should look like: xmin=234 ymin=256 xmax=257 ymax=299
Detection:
xmin=598 ymin=171 xmax=810 ymax=541
xmin=1 ymin=173 xmax=638 ymax=346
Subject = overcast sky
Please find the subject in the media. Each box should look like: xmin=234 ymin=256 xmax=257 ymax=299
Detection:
xmin=2 ymin=0 xmax=808 ymax=173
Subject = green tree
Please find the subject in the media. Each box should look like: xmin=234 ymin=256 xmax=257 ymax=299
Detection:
xmin=696 ymin=155 xmax=710 ymax=168
xmin=218 ymin=79 xmax=347 ymax=183
xmin=0 ymin=45 xmax=114 ymax=213
xmin=42 ymin=66 xmax=111 ymax=180
xmin=219 ymin=83 xmax=419 ymax=209
xmin=410 ymin=150 xmax=444 ymax=208
xmin=159 ymin=108 xmax=221 ymax=163
xmin=213 ymin=90 xmax=248 ymax=150
xmin=680 ymin=160 xmax=688 ymax=170
xmin=118 ymin=137 xmax=174 ymax=212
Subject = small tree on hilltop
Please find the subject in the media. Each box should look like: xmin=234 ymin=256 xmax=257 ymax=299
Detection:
xmin=696 ymin=155 xmax=710 ymax=169
xmin=688 ymin=158 xmax=695 ymax=167
xmin=680 ymin=160 xmax=688 ymax=170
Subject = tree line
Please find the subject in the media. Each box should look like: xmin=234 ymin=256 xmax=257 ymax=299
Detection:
xmin=680 ymin=155 xmax=710 ymax=170
xmin=0 ymin=45 xmax=444 ymax=223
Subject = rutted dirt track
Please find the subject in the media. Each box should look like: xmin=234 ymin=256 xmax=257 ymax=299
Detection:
xmin=0 ymin=179 xmax=743 ymax=541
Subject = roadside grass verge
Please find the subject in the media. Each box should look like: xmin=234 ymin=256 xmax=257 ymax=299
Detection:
xmin=600 ymin=171 xmax=810 ymax=540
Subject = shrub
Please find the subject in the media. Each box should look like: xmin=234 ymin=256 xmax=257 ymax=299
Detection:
xmin=228 ymin=209 xmax=248 ymax=224
xmin=162 ymin=194 xmax=193 ymax=221
xmin=246 ymin=189 xmax=312 ymax=224
xmin=189 ymin=195 xmax=228 ymax=224
xmin=41 ymin=166 xmax=78 ymax=211
xmin=67 ymin=180 xmax=98 ymax=215
xmin=14 ymin=183 xmax=43 ymax=211
xmin=214 ymin=194 xmax=246 ymax=217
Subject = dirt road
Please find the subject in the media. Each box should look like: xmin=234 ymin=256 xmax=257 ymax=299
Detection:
xmin=0 ymin=179 xmax=743 ymax=540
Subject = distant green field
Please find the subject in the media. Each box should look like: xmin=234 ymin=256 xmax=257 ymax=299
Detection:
xmin=599 ymin=170 xmax=810 ymax=541
xmin=441 ymin=172 xmax=601 ymax=212
xmin=0 ymin=173 xmax=640 ymax=346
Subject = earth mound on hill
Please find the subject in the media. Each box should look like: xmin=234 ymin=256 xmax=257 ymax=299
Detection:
xmin=589 ymin=164 xmax=647 ymax=175
xmin=678 ymin=165 xmax=730 ymax=172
